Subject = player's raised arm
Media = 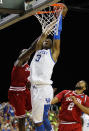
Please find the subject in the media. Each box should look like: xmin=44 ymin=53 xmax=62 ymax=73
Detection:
xmin=51 ymin=3 xmax=68 ymax=62
xmin=15 ymin=36 xmax=40 ymax=67
xmin=51 ymin=96 xmax=59 ymax=104
xmin=36 ymin=17 xmax=57 ymax=50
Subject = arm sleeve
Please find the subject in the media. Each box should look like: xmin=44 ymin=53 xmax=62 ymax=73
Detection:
xmin=84 ymin=96 xmax=89 ymax=107
xmin=56 ymin=90 xmax=68 ymax=102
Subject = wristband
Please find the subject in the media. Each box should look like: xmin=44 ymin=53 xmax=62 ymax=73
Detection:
xmin=54 ymin=15 xmax=62 ymax=40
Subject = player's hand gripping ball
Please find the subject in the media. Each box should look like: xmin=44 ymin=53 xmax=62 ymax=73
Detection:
xmin=53 ymin=3 xmax=68 ymax=18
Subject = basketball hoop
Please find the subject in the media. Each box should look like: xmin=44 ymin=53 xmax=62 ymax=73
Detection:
xmin=35 ymin=3 xmax=64 ymax=36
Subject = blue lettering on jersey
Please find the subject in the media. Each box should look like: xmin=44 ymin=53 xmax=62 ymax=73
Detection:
xmin=39 ymin=50 xmax=48 ymax=55
xmin=35 ymin=50 xmax=48 ymax=62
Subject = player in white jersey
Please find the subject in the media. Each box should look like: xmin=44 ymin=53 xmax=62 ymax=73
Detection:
xmin=30 ymin=48 xmax=55 ymax=85
xmin=82 ymin=113 xmax=89 ymax=131
xmin=30 ymin=3 xmax=68 ymax=131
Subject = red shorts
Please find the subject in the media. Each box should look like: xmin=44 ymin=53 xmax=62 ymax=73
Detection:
xmin=58 ymin=123 xmax=82 ymax=131
xmin=8 ymin=88 xmax=32 ymax=118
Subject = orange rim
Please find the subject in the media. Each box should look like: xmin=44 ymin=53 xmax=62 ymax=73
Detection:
xmin=36 ymin=11 xmax=55 ymax=14
xmin=36 ymin=3 xmax=63 ymax=14
xmin=51 ymin=3 xmax=65 ymax=7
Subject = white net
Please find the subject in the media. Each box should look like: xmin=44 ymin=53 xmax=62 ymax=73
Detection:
xmin=35 ymin=5 xmax=63 ymax=36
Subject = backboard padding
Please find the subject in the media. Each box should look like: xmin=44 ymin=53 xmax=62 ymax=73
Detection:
xmin=0 ymin=0 xmax=24 ymax=10
xmin=0 ymin=0 xmax=60 ymax=30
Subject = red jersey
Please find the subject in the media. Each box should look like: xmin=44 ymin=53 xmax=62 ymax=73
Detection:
xmin=11 ymin=63 xmax=30 ymax=87
xmin=8 ymin=63 xmax=32 ymax=117
xmin=56 ymin=90 xmax=89 ymax=123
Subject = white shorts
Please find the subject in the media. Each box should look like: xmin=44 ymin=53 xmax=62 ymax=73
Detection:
xmin=82 ymin=127 xmax=89 ymax=131
xmin=31 ymin=84 xmax=53 ymax=123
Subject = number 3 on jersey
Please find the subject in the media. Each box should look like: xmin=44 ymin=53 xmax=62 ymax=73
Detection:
xmin=35 ymin=54 xmax=41 ymax=62
xmin=67 ymin=102 xmax=74 ymax=111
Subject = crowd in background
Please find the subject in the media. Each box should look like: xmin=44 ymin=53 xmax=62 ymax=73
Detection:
xmin=0 ymin=102 xmax=59 ymax=131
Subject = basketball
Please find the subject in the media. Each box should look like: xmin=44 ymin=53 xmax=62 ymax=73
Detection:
xmin=53 ymin=3 xmax=68 ymax=18
xmin=53 ymin=6 xmax=62 ymax=18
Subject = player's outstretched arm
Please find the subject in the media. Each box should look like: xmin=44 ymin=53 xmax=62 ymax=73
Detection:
xmin=15 ymin=36 xmax=40 ymax=66
xmin=51 ymin=97 xmax=59 ymax=104
xmin=51 ymin=3 xmax=68 ymax=62
xmin=51 ymin=90 xmax=66 ymax=104
xmin=16 ymin=18 xmax=57 ymax=66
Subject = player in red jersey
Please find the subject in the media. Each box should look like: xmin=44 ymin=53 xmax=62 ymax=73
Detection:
xmin=51 ymin=80 xmax=89 ymax=131
xmin=8 ymin=50 xmax=32 ymax=131
xmin=8 ymin=38 xmax=39 ymax=131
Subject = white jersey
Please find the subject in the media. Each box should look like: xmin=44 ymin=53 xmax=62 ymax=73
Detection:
xmin=30 ymin=49 xmax=55 ymax=85
xmin=82 ymin=113 xmax=89 ymax=131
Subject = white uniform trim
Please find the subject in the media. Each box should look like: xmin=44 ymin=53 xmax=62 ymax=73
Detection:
xmin=60 ymin=121 xmax=77 ymax=124
xmin=9 ymin=86 xmax=26 ymax=91
xmin=64 ymin=91 xmax=71 ymax=97
xmin=84 ymin=95 xmax=87 ymax=104
xmin=15 ymin=114 xmax=26 ymax=118
xmin=73 ymin=91 xmax=84 ymax=96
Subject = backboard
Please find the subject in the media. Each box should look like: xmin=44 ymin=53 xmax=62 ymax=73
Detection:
xmin=0 ymin=0 xmax=60 ymax=30
xmin=0 ymin=0 xmax=24 ymax=14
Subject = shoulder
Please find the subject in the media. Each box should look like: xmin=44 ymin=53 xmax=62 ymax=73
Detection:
xmin=63 ymin=90 xmax=72 ymax=95
xmin=56 ymin=90 xmax=70 ymax=100
xmin=57 ymin=90 xmax=70 ymax=96
xmin=63 ymin=90 xmax=71 ymax=93
xmin=34 ymin=50 xmax=40 ymax=55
